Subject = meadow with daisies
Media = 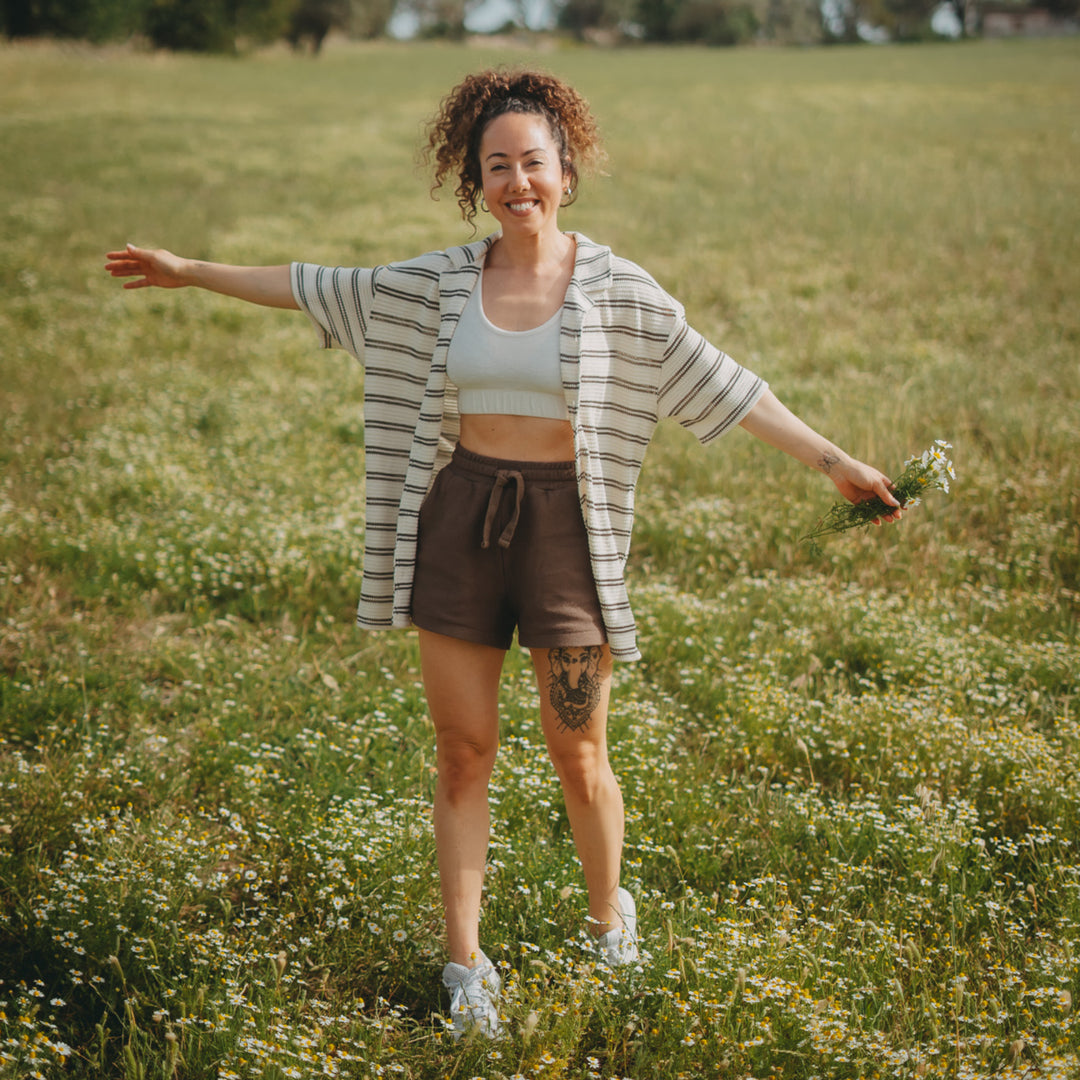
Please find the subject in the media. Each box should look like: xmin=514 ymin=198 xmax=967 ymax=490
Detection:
xmin=1 ymin=36 xmax=1078 ymax=1080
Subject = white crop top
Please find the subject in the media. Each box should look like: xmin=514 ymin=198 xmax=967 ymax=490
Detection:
xmin=446 ymin=274 xmax=569 ymax=420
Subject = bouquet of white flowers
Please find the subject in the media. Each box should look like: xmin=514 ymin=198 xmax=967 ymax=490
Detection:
xmin=801 ymin=440 xmax=955 ymax=550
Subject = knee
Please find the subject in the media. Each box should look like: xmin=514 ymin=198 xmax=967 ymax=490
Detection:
xmin=551 ymin=745 xmax=612 ymax=805
xmin=437 ymin=732 xmax=498 ymax=796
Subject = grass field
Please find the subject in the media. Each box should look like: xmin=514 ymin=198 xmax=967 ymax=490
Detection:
xmin=1 ymin=35 xmax=1078 ymax=1080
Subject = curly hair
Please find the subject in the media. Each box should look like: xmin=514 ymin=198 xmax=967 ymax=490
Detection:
xmin=425 ymin=68 xmax=603 ymax=228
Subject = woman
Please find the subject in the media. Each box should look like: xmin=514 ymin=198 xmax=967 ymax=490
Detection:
xmin=105 ymin=68 xmax=901 ymax=1039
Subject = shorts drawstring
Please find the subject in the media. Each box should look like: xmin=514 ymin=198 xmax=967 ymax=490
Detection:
xmin=481 ymin=469 xmax=525 ymax=549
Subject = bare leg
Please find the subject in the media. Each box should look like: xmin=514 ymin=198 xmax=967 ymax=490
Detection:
xmin=419 ymin=629 xmax=505 ymax=967
xmin=531 ymin=645 xmax=625 ymax=936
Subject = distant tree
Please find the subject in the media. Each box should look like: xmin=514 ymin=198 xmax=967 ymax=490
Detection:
xmin=855 ymin=0 xmax=937 ymax=37
xmin=1 ymin=0 xmax=148 ymax=40
xmin=145 ymin=0 xmax=233 ymax=50
xmin=285 ymin=0 xmax=394 ymax=49
xmin=398 ymin=0 xmax=481 ymax=36
xmin=349 ymin=0 xmax=396 ymax=37
xmin=820 ymin=0 xmax=861 ymax=40
xmin=629 ymin=0 xmax=766 ymax=42
xmin=145 ymin=0 xmax=293 ymax=51
xmin=1039 ymin=0 xmax=1078 ymax=15
xmin=0 ymin=0 xmax=395 ymax=49
xmin=670 ymin=0 xmax=758 ymax=42
xmin=635 ymin=0 xmax=680 ymax=38
xmin=821 ymin=0 xmax=938 ymax=39
xmin=941 ymin=0 xmax=974 ymax=35
xmin=286 ymin=0 xmax=347 ymax=49
xmin=555 ymin=0 xmax=635 ymax=38
xmin=750 ymin=0 xmax=824 ymax=42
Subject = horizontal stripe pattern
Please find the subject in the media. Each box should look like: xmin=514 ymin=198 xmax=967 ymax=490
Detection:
xmin=291 ymin=233 xmax=765 ymax=662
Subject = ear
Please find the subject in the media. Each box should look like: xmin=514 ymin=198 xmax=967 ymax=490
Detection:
xmin=561 ymin=161 xmax=577 ymax=204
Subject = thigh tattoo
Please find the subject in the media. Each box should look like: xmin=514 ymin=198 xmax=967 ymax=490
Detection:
xmin=548 ymin=646 xmax=604 ymax=732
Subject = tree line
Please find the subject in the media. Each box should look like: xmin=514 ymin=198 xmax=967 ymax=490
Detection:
xmin=1 ymin=0 xmax=389 ymax=51
xmin=1 ymin=0 xmax=1072 ymax=50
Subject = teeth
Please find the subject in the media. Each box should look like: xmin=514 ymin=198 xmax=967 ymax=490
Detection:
xmin=509 ymin=202 xmax=535 ymax=211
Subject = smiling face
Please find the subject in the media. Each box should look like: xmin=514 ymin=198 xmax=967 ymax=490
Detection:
xmin=478 ymin=111 xmax=569 ymax=241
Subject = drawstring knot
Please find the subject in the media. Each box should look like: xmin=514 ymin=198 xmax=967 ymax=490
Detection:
xmin=481 ymin=469 xmax=525 ymax=549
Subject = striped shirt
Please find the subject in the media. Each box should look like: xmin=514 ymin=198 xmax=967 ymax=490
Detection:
xmin=291 ymin=232 xmax=766 ymax=661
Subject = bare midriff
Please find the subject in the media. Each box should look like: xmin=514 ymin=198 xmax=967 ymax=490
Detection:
xmin=458 ymin=414 xmax=575 ymax=463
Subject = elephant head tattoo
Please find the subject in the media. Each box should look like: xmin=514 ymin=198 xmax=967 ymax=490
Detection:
xmin=548 ymin=645 xmax=604 ymax=732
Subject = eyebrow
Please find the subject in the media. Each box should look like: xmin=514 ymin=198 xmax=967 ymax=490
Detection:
xmin=484 ymin=147 xmax=548 ymax=162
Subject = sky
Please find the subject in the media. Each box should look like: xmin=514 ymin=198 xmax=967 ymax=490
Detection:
xmin=389 ymin=0 xmax=556 ymax=38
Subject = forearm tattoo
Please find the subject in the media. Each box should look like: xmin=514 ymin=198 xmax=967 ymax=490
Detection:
xmin=818 ymin=452 xmax=840 ymax=474
xmin=548 ymin=646 xmax=604 ymax=732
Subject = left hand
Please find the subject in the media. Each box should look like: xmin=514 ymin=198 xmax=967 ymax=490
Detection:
xmin=736 ymin=390 xmax=904 ymax=525
xmin=829 ymin=458 xmax=903 ymax=524
xmin=105 ymin=244 xmax=190 ymax=289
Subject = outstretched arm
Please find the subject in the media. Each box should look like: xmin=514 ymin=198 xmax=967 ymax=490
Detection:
xmin=739 ymin=389 xmax=903 ymax=522
xmin=104 ymin=244 xmax=298 ymax=310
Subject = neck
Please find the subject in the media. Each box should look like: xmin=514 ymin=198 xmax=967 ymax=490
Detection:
xmin=488 ymin=228 xmax=574 ymax=272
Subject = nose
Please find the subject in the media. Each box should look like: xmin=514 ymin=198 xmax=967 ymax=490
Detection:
xmin=508 ymin=165 xmax=529 ymax=191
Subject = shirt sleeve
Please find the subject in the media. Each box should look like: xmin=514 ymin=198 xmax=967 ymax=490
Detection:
xmin=290 ymin=262 xmax=378 ymax=363
xmin=656 ymin=318 xmax=767 ymax=445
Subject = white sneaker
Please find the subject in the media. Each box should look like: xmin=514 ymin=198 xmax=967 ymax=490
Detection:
xmin=597 ymin=887 xmax=639 ymax=968
xmin=441 ymin=951 xmax=501 ymax=1039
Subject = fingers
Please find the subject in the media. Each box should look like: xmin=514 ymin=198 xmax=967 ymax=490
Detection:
xmin=105 ymin=260 xmax=142 ymax=278
xmin=846 ymin=467 xmax=904 ymax=526
xmin=105 ymin=244 xmax=173 ymax=290
xmin=833 ymin=460 xmax=907 ymax=528
xmin=104 ymin=244 xmax=152 ymax=275
xmin=852 ymin=464 xmax=901 ymax=507
xmin=876 ymin=490 xmax=904 ymax=526
xmin=877 ymin=478 xmax=904 ymax=524
xmin=104 ymin=247 xmax=147 ymax=278
xmin=879 ymin=478 xmax=902 ymax=508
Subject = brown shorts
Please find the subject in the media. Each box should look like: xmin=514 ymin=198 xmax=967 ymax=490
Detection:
xmin=411 ymin=445 xmax=607 ymax=651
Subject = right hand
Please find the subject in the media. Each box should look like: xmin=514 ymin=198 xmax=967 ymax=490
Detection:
xmin=104 ymin=244 xmax=189 ymax=289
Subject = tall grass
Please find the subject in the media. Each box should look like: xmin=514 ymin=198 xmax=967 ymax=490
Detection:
xmin=1 ymin=37 xmax=1077 ymax=1079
